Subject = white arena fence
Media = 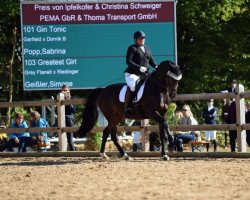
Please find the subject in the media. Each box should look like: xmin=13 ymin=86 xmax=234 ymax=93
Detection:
xmin=0 ymin=84 xmax=249 ymax=152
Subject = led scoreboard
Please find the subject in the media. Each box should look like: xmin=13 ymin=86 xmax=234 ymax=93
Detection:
xmin=21 ymin=0 xmax=177 ymax=90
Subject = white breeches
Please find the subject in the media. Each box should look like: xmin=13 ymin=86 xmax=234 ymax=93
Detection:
xmin=205 ymin=131 xmax=217 ymax=140
xmin=125 ymin=72 xmax=140 ymax=92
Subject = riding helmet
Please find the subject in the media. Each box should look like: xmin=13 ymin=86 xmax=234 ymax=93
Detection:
xmin=134 ymin=31 xmax=146 ymax=41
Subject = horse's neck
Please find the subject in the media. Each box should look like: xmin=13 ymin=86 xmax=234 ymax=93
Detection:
xmin=147 ymin=71 xmax=166 ymax=92
xmin=145 ymin=73 xmax=169 ymax=104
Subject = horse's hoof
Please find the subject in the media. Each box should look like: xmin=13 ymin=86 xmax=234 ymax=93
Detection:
xmin=162 ymin=155 xmax=170 ymax=161
xmin=122 ymin=153 xmax=132 ymax=161
xmin=100 ymin=153 xmax=110 ymax=160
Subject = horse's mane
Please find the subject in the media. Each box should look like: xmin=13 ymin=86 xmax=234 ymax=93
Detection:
xmin=150 ymin=60 xmax=181 ymax=77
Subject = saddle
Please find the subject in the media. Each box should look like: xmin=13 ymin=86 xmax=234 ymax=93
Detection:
xmin=119 ymin=76 xmax=147 ymax=103
xmin=134 ymin=76 xmax=147 ymax=100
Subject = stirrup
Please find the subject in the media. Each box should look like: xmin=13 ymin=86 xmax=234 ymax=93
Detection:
xmin=124 ymin=108 xmax=132 ymax=116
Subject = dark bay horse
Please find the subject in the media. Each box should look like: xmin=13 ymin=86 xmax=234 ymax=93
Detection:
xmin=75 ymin=60 xmax=183 ymax=160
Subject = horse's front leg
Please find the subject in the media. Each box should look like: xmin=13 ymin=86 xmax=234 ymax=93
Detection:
xmin=159 ymin=124 xmax=170 ymax=160
xmin=151 ymin=111 xmax=172 ymax=160
xmin=162 ymin=121 xmax=174 ymax=152
xmin=155 ymin=111 xmax=174 ymax=149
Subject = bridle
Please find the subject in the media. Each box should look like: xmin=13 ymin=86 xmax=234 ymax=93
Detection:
xmin=148 ymin=65 xmax=182 ymax=92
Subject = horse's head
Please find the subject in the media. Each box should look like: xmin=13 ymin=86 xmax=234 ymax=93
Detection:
xmin=155 ymin=60 xmax=182 ymax=98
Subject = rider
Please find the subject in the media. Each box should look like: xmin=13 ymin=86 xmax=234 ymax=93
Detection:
xmin=124 ymin=31 xmax=158 ymax=116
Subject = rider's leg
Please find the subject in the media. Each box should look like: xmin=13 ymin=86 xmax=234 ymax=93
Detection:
xmin=124 ymin=73 xmax=138 ymax=116
xmin=124 ymin=87 xmax=134 ymax=116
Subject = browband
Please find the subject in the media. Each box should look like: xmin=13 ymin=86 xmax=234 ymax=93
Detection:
xmin=167 ymin=71 xmax=182 ymax=80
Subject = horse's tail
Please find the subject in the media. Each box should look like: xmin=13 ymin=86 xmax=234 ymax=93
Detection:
xmin=75 ymin=88 xmax=104 ymax=137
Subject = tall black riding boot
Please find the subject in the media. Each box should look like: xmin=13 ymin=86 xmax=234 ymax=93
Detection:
xmin=124 ymin=87 xmax=134 ymax=117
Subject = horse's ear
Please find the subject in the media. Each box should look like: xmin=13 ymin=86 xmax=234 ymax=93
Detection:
xmin=178 ymin=55 xmax=190 ymax=72
xmin=179 ymin=63 xmax=187 ymax=72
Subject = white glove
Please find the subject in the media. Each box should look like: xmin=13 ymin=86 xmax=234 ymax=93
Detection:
xmin=155 ymin=65 xmax=158 ymax=69
xmin=140 ymin=66 xmax=147 ymax=73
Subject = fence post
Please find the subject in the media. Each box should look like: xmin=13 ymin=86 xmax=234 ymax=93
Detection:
xmin=235 ymin=84 xmax=247 ymax=152
xmin=141 ymin=119 xmax=149 ymax=151
xmin=41 ymin=105 xmax=46 ymax=119
xmin=50 ymin=104 xmax=56 ymax=137
xmin=57 ymin=93 xmax=67 ymax=151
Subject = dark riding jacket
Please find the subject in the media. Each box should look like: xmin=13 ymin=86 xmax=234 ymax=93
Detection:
xmin=65 ymin=100 xmax=75 ymax=127
xmin=202 ymin=107 xmax=218 ymax=124
xmin=125 ymin=44 xmax=157 ymax=76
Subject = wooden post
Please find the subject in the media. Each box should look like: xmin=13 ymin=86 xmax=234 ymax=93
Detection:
xmin=50 ymin=104 xmax=56 ymax=137
xmin=57 ymin=93 xmax=67 ymax=151
xmin=50 ymin=96 xmax=56 ymax=125
xmin=141 ymin=119 xmax=150 ymax=151
xmin=51 ymin=104 xmax=56 ymax=126
xmin=41 ymin=105 xmax=46 ymax=119
xmin=235 ymin=84 xmax=247 ymax=152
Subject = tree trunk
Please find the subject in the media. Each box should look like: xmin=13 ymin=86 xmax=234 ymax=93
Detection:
xmin=7 ymin=22 xmax=17 ymax=125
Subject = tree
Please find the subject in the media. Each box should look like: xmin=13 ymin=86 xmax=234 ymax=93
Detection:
xmin=0 ymin=0 xmax=22 ymax=124
xmin=177 ymin=0 xmax=249 ymax=94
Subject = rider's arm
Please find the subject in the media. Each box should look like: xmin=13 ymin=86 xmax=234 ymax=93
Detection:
xmin=126 ymin=46 xmax=141 ymax=69
xmin=145 ymin=46 xmax=157 ymax=68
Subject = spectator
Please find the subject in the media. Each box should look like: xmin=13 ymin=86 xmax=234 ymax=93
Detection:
xmin=132 ymin=121 xmax=141 ymax=151
xmin=61 ymin=84 xmax=75 ymax=151
xmin=130 ymin=119 xmax=161 ymax=152
xmin=174 ymin=105 xmax=198 ymax=152
xmin=220 ymin=79 xmax=237 ymax=148
xmin=202 ymin=99 xmax=218 ymax=152
xmin=132 ymin=121 xmax=161 ymax=152
xmin=174 ymin=110 xmax=183 ymax=125
xmin=221 ymin=98 xmax=230 ymax=149
xmin=29 ymin=111 xmax=49 ymax=151
xmin=227 ymin=99 xmax=237 ymax=152
xmin=0 ymin=125 xmax=8 ymax=151
xmin=149 ymin=132 xmax=160 ymax=151
xmin=221 ymin=79 xmax=237 ymax=93
xmin=228 ymin=79 xmax=237 ymax=93
xmin=245 ymin=102 xmax=250 ymax=147
xmin=4 ymin=113 xmax=30 ymax=152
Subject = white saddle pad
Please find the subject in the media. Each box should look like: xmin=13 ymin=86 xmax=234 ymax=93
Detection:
xmin=119 ymin=84 xmax=145 ymax=102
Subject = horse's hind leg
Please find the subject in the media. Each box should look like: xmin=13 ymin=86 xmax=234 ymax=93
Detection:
xmin=100 ymin=126 xmax=111 ymax=160
xmin=110 ymin=128 xmax=131 ymax=160
xmin=110 ymin=132 xmax=124 ymax=156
